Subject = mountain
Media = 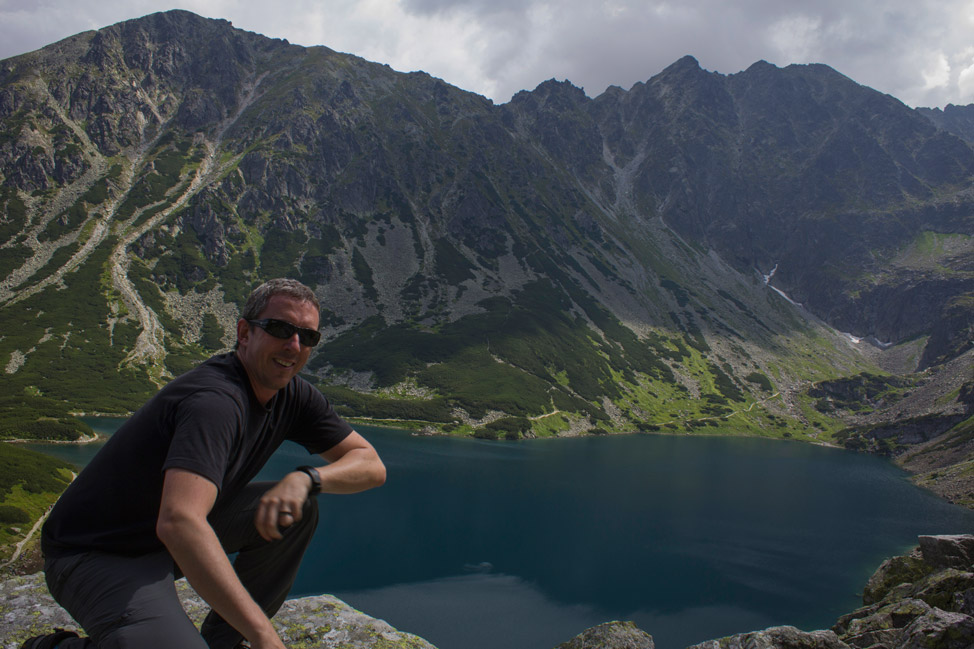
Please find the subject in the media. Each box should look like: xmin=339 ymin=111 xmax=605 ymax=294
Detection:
xmin=0 ymin=11 xmax=971 ymax=490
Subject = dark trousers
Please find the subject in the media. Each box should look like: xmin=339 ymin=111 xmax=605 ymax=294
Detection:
xmin=44 ymin=482 xmax=319 ymax=649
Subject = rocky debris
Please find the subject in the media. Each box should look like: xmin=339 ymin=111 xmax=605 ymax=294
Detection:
xmin=0 ymin=572 xmax=435 ymax=649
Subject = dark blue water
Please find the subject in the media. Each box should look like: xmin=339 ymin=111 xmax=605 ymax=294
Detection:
xmin=28 ymin=420 xmax=974 ymax=649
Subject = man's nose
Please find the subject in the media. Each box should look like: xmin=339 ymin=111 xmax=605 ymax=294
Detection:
xmin=284 ymin=333 xmax=302 ymax=350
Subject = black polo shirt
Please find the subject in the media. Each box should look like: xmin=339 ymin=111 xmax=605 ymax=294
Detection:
xmin=42 ymin=353 xmax=352 ymax=557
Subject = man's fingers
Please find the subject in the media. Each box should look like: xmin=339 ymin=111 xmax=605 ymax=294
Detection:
xmin=256 ymin=500 xmax=283 ymax=541
xmin=256 ymin=492 xmax=304 ymax=541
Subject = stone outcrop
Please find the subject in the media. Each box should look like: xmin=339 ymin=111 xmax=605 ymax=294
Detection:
xmin=555 ymin=621 xmax=655 ymax=649
xmin=689 ymin=534 xmax=974 ymax=649
xmin=4 ymin=536 xmax=972 ymax=649
xmin=0 ymin=572 xmax=435 ymax=649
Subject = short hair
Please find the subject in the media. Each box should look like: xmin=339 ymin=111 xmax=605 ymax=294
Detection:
xmin=240 ymin=278 xmax=320 ymax=321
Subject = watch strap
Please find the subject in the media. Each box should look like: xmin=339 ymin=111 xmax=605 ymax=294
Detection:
xmin=296 ymin=465 xmax=321 ymax=496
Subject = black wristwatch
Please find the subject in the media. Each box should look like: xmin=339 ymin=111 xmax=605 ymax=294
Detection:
xmin=296 ymin=466 xmax=321 ymax=496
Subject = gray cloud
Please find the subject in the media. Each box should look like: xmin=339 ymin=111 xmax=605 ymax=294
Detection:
xmin=1 ymin=0 xmax=972 ymax=108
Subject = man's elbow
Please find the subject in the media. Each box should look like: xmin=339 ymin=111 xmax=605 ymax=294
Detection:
xmin=155 ymin=509 xmax=196 ymax=547
xmin=356 ymin=446 xmax=386 ymax=489
xmin=363 ymin=451 xmax=386 ymax=489
xmin=369 ymin=457 xmax=387 ymax=489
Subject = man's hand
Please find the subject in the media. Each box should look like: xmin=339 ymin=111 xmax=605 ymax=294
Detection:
xmin=255 ymin=431 xmax=386 ymax=541
xmin=255 ymin=471 xmax=312 ymax=541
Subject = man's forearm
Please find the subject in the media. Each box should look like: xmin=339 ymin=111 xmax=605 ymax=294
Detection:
xmin=158 ymin=510 xmax=282 ymax=648
xmin=315 ymin=442 xmax=387 ymax=495
xmin=254 ymin=449 xmax=384 ymax=542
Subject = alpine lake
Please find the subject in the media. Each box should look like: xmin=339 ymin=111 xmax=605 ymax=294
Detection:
xmin=27 ymin=419 xmax=974 ymax=649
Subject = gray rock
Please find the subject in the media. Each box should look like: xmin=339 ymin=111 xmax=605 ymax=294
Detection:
xmin=839 ymin=598 xmax=932 ymax=648
xmin=918 ymin=535 xmax=974 ymax=571
xmin=0 ymin=572 xmax=436 ymax=649
xmin=555 ymin=621 xmax=654 ymax=649
xmin=898 ymin=608 xmax=974 ymax=649
xmin=911 ymin=569 xmax=974 ymax=612
xmin=686 ymin=625 xmax=851 ymax=649
xmin=863 ymin=551 xmax=934 ymax=605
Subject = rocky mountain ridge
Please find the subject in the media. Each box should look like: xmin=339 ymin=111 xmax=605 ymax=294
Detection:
xmin=0 ymin=10 xmax=971 ymax=486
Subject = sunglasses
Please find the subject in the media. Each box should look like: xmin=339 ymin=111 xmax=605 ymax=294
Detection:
xmin=247 ymin=318 xmax=321 ymax=347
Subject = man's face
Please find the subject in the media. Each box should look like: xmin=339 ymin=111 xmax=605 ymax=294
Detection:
xmin=236 ymin=294 xmax=320 ymax=404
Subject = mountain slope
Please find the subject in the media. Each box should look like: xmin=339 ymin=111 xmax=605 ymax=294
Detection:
xmin=0 ymin=11 xmax=971 ymax=464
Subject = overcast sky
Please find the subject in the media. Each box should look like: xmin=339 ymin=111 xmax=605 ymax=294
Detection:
xmin=2 ymin=0 xmax=973 ymax=109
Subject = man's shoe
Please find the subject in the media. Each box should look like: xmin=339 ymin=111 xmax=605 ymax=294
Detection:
xmin=20 ymin=629 xmax=79 ymax=649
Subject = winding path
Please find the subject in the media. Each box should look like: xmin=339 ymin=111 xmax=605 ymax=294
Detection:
xmin=0 ymin=507 xmax=50 ymax=571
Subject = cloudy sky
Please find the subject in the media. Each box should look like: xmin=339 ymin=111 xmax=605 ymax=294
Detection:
xmin=2 ymin=0 xmax=973 ymax=109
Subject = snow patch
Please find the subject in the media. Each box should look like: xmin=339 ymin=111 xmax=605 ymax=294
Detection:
xmin=761 ymin=264 xmax=803 ymax=307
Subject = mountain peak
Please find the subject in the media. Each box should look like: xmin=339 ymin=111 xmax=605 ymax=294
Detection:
xmin=669 ymin=54 xmax=702 ymax=70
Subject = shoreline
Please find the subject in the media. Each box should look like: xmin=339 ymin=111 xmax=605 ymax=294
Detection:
xmin=6 ymin=432 xmax=102 ymax=445
xmin=6 ymin=414 xmax=966 ymax=514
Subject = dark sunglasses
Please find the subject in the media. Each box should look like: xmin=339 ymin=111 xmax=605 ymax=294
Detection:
xmin=247 ymin=318 xmax=321 ymax=347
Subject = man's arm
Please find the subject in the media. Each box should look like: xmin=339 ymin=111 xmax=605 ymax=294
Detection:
xmin=255 ymin=430 xmax=386 ymax=541
xmin=157 ymin=469 xmax=285 ymax=649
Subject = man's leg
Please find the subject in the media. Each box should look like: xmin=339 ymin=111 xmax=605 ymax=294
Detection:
xmin=44 ymin=550 xmax=207 ymax=649
xmin=200 ymin=481 xmax=319 ymax=649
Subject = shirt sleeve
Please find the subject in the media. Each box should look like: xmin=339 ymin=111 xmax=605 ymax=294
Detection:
xmin=287 ymin=380 xmax=354 ymax=455
xmin=162 ymin=391 xmax=243 ymax=492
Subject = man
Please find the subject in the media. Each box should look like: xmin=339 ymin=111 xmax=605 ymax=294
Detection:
xmin=26 ymin=278 xmax=386 ymax=649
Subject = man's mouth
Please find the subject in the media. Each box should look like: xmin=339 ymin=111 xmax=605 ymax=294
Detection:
xmin=274 ymin=358 xmax=296 ymax=368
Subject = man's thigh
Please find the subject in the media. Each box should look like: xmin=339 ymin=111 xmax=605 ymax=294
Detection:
xmin=45 ymin=551 xmax=207 ymax=649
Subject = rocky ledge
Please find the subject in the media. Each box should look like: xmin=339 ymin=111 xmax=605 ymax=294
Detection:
xmin=686 ymin=534 xmax=974 ymax=649
xmin=2 ymin=535 xmax=972 ymax=649
xmin=0 ymin=575 xmax=435 ymax=649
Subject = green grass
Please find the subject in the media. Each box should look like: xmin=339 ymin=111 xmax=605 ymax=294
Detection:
xmin=304 ymin=272 xmax=845 ymax=439
xmin=0 ymin=447 xmax=73 ymax=560
xmin=0 ymin=394 xmax=94 ymax=441
xmin=0 ymin=244 xmax=31 ymax=280
xmin=0 ymin=239 xmax=157 ymax=411
xmin=0 ymin=187 xmax=28 ymax=243
xmin=318 ymin=385 xmax=455 ymax=424
xmin=0 ymin=443 xmax=73 ymax=499
xmin=418 ymin=346 xmax=554 ymax=419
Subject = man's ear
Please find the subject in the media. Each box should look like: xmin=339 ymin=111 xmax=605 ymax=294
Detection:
xmin=236 ymin=318 xmax=251 ymax=349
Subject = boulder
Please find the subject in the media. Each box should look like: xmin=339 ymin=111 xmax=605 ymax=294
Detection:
xmin=863 ymin=550 xmax=935 ymax=605
xmin=555 ymin=621 xmax=654 ymax=649
xmin=918 ymin=535 xmax=974 ymax=571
